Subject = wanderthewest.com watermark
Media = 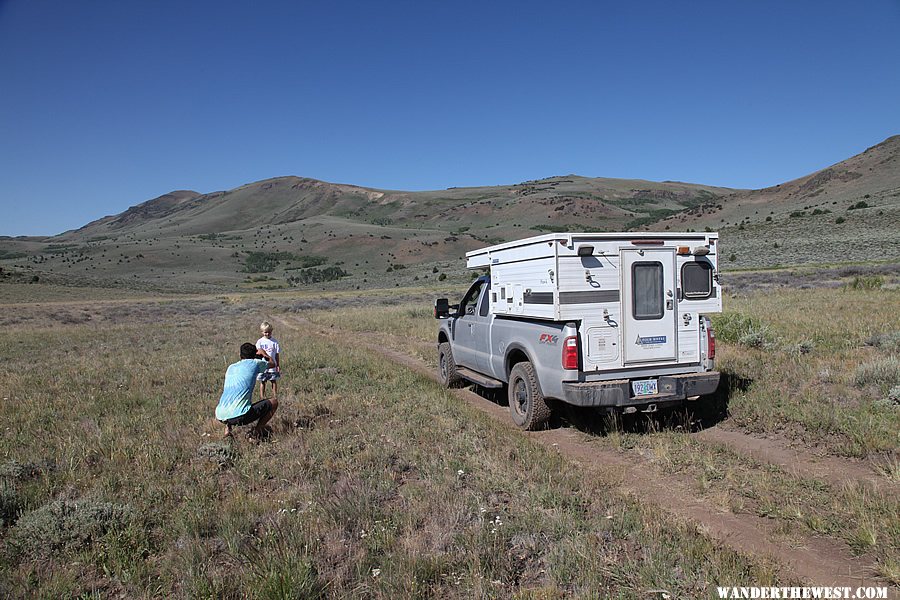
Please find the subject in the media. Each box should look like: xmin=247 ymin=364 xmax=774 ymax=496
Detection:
xmin=716 ymin=587 xmax=888 ymax=599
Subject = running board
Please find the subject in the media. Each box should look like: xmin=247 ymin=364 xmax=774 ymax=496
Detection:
xmin=456 ymin=367 xmax=505 ymax=389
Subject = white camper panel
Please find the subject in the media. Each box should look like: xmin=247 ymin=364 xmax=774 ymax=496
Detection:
xmin=467 ymin=236 xmax=559 ymax=270
xmin=489 ymin=256 xmax=556 ymax=319
xmin=467 ymin=233 xmax=721 ymax=370
xmin=555 ymin=247 xmax=622 ymax=322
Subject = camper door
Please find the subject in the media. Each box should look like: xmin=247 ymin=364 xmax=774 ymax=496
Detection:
xmin=621 ymin=248 xmax=677 ymax=365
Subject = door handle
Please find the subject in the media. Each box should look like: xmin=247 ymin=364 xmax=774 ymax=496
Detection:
xmin=666 ymin=299 xmax=674 ymax=310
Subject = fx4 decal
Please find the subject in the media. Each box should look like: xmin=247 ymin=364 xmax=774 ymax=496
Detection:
xmin=539 ymin=334 xmax=559 ymax=345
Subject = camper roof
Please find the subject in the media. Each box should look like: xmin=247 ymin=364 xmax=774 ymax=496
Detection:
xmin=465 ymin=231 xmax=717 ymax=269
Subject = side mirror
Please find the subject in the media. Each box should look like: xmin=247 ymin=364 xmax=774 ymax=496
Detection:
xmin=434 ymin=298 xmax=449 ymax=319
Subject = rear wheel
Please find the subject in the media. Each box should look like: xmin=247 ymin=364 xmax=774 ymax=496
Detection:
xmin=438 ymin=342 xmax=463 ymax=388
xmin=508 ymin=361 xmax=551 ymax=430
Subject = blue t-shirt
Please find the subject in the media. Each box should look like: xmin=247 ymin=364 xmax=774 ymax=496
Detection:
xmin=215 ymin=359 xmax=270 ymax=421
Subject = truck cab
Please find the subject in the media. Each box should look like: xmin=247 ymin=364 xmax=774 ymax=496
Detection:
xmin=436 ymin=233 xmax=721 ymax=430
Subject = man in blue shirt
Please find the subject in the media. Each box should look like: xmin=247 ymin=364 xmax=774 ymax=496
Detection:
xmin=216 ymin=342 xmax=279 ymax=440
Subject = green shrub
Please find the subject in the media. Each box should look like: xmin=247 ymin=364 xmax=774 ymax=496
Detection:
xmin=531 ymin=224 xmax=572 ymax=233
xmin=847 ymin=275 xmax=883 ymax=290
xmin=0 ymin=460 xmax=47 ymax=480
xmin=245 ymin=252 xmax=325 ymax=273
xmin=244 ymin=252 xmax=285 ymax=273
xmin=712 ymin=313 xmax=775 ymax=348
xmin=0 ymin=480 xmax=22 ymax=526
xmin=835 ymin=216 xmax=846 ymax=224
xmin=866 ymin=331 xmax=900 ymax=353
xmin=11 ymin=499 xmax=135 ymax=558
xmin=854 ymin=356 xmax=900 ymax=388
xmin=196 ymin=442 xmax=236 ymax=469
xmin=848 ymin=201 xmax=869 ymax=210
xmin=438 ymin=273 xmax=447 ymax=281
xmin=288 ymin=266 xmax=348 ymax=285
xmin=880 ymin=385 xmax=900 ymax=407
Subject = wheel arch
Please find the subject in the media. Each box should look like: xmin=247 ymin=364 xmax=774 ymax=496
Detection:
xmin=504 ymin=344 xmax=531 ymax=378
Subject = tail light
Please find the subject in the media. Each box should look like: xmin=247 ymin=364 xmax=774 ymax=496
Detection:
xmin=706 ymin=324 xmax=716 ymax=360
xmin=562 ymin=336 xmax=579 ymax=370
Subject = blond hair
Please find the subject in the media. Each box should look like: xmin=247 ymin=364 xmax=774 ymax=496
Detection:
xmin=260 ymin=321 xmax=273 ymax=334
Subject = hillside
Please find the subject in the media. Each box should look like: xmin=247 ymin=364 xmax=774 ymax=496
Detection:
xmin=1 ymin=136 xmax=898 ymax=292
xmin=658 ymin=136 xmax=900 ymax=268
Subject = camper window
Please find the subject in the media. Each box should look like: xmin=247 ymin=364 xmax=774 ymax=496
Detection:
xmin=632 ymin=262 xmax=664 ymax=320
xmin=682 ymin=261 xmax=713 ymax=299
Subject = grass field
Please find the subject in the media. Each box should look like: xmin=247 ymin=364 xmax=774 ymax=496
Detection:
xmin=1 ymin=274 xmax=897 ymax=597
xmin=304 ymin=280 xmax=900 ymax=586
xmin=0 ymin=300 xmax=779 ymax=598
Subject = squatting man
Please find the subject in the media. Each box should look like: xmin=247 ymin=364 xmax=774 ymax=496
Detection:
xmin=215 ymin=342 xmax=279 ymax=440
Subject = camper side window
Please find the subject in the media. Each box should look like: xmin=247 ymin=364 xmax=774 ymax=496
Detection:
xmin=632 ymin=262 xmax=664 ymax=320
xmin=682 ymin=261 xmax=713 ymax=299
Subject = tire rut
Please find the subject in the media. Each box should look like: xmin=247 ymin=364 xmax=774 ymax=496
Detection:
xmin=275 ymin=315 xmax=888 ymax=588
xmin=694 ymin=427 xmax=898 ymax=494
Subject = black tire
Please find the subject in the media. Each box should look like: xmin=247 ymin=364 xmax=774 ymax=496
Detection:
xmin=438 ymin=342 xmax=463 ymax=388
xmin=507 ymin=361 xmax=552 ymax=430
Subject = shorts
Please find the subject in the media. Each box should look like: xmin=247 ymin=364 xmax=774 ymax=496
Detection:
xmin=220 ymin=399 xmax=273 ymax=427
xmin=257 ymin=370 xmax=281 ymax=382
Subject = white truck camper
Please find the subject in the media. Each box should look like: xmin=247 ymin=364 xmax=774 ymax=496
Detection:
xmin=435 ymin=232 xmax=722 ymax=429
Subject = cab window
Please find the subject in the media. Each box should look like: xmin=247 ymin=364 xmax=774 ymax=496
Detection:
xmin=459 ymin=280 xmax=486 ymax=316
xmin=479 ymin=280 xmax=491 ymax=317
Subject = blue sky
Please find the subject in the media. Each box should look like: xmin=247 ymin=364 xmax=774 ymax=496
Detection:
xmin=1 ymin=0 xmax=898 ymax=236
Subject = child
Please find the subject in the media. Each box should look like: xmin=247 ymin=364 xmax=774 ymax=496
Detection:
xmin=255 ymin=321 xmax=281 ymax=399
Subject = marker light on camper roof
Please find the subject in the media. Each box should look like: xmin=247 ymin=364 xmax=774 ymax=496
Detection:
xmin=677 ymin=246 xmax=691 ymax=255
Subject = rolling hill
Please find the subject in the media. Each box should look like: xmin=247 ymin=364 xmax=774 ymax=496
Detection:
xmin=1 ymin=135 xmax=898 ymax=292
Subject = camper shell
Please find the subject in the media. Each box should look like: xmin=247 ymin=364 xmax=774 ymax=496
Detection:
xmin=467 ymin=232 xmax=721 ymax=371
xmin=436 ymin=232 xmax=722 ymax=429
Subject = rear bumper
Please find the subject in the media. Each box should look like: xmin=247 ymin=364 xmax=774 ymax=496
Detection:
xmin=562 ymin=372 xmax=720 ymax=408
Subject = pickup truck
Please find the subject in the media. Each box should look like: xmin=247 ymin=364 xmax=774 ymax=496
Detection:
xmin=434 ymin=233 xmax=721 ymax=429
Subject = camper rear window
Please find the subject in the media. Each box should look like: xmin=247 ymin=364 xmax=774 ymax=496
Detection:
xmin=632 ymin=262 xmax=664 ymax=320
xmin=682 ymin=261 xmax=713 ymax=299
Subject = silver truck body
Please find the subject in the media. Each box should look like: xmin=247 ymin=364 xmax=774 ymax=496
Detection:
xmin=436 ymin=232 xmax=722 ymax=424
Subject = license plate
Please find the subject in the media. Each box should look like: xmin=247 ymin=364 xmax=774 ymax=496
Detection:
xmin=632 ymin=379 xmax=658 ymax=396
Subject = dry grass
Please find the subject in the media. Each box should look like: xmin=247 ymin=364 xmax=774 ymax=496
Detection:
xmin=0 ymin=310 xmax=775 ymax=597
xmin=715 ymin=287 xmax=900 ymax=457
xmin=597 ymin=429 xmax=899 ymax=583
xmin=306 ymin=284 xmax=900 ymax=458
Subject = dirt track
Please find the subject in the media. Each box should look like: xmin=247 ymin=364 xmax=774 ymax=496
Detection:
xmin=276 ymin=315 xmax=892 ymax=589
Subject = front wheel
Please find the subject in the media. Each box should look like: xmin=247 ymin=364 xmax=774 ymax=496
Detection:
xmin=438 ymin=342 xmax=463 ymax=388
xmin=507 ymin=362 xmax=551 ymax=430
